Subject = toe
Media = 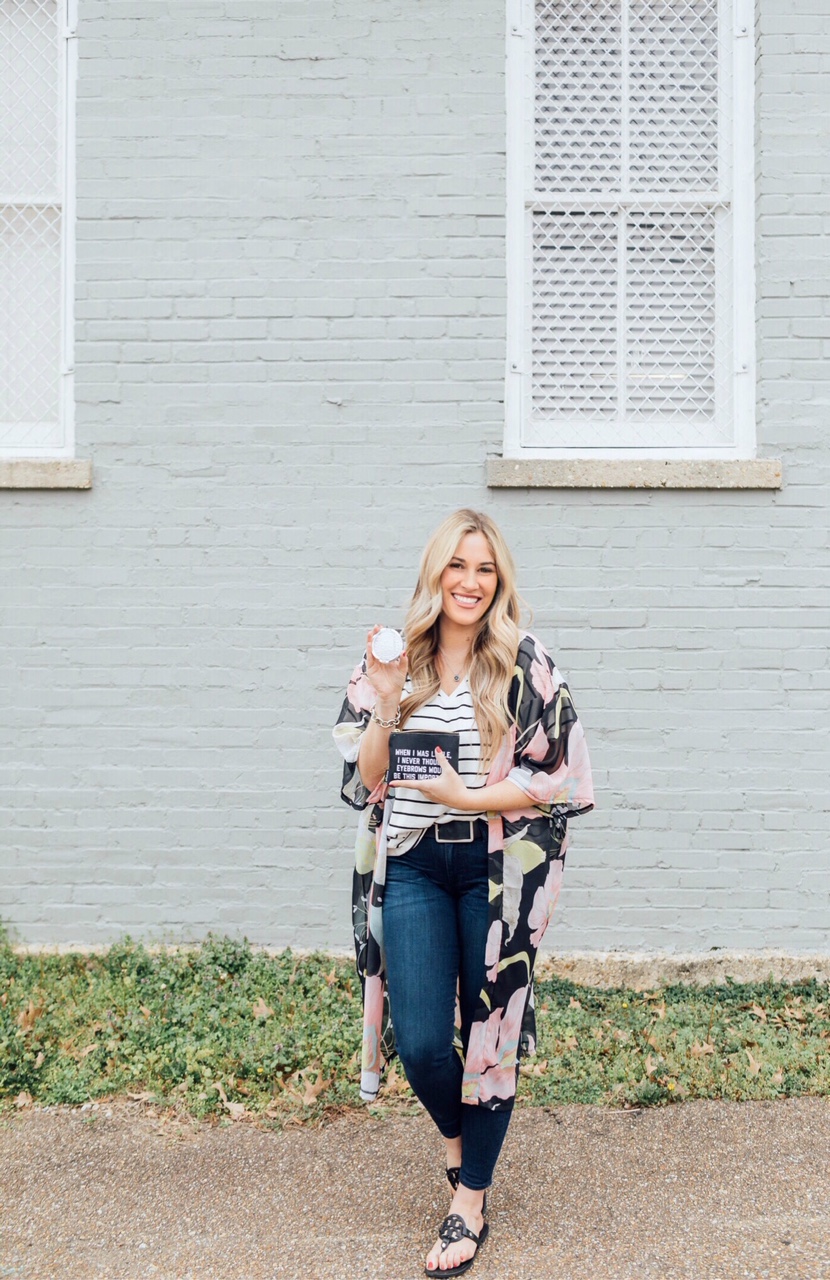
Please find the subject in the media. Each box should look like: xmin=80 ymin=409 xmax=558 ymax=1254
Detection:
xmin=425 ymin=1240 xmax=443 ymax=1272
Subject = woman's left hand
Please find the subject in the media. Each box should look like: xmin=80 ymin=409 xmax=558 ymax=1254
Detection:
xmin=391 ymin=748 xmax=472 ymax=810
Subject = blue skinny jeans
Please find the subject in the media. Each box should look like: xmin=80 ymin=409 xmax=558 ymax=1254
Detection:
xmin=382 ymin=826 xmax=513 ymax=1192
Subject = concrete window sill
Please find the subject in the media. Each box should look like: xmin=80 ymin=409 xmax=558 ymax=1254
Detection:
xmin=487 ymin=458 xmax=783 ymax=489
xmin=0 ymin=460 xmax=93 ymax=489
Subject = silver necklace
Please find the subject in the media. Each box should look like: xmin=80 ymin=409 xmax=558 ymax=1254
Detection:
xmin=438 ymin=646 xmax=470 ymax=683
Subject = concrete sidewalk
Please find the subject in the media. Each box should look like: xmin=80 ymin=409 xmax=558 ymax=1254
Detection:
xmin=1 ymin=1097 xmax=828 ymax=1280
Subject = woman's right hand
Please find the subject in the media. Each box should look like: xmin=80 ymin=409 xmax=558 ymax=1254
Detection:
xmin=364 ymin=624 xmax=408 ymax=712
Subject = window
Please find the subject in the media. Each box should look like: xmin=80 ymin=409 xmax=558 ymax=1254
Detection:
xmin=1 ymin=0 xmax=76 ymax=459
xmin=505 ymin=0 xmax=755 ymax=459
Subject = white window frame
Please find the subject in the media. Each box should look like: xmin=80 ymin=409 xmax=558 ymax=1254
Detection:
xmin=0 ymin=0 xmax=76 ymax=460
xmin=505 ymin=0 xmax=756 ymax=460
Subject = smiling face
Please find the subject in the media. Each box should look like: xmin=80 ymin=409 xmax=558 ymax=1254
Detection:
xmin=439 ymin=531 xmax=499 ymax=630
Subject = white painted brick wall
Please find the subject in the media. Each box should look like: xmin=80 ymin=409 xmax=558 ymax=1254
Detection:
xmin=1 ymin=0 xmax=828 ymax=951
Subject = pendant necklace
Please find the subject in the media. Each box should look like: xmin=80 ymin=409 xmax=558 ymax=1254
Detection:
xmin=438 ymin=647 xmax=469 ymax=684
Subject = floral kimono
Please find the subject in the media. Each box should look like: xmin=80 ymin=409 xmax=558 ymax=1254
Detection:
xmin=332 ymin=632 xmax=594 ymax=1110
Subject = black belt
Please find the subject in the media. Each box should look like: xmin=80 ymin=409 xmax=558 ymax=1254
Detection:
xmin=432 ymin=818 xmax=488 ymax=844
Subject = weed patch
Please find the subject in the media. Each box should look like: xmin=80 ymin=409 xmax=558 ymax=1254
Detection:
xmin=522 ymin=973 xmax=830 ymax=1107
xmin=2 ymin=938 xmax=828 ymax=1124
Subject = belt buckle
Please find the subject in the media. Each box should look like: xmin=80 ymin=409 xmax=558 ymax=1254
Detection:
xmin=435 ymin=820 xmax=475 ymax=844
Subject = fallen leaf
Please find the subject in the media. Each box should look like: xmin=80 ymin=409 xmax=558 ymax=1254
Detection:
xmin=690 ymin=1040 xmax=715 ymax=1058
xmin=745 ymin=1048 xmax=762 ymax=1076
xmin=34 ymin=1052 xmax=45 ymax=1069
xmin=324 ymin=967 xmax=338 ymax=987
xmin=612 ymin=1029 xmax=630 ymax=1043
xmin=645 ymin=1031 xmax=661 ymax=1050
xmin=213 ymin=1081 xmax=248 ymax=1120
xmin=645 ymin=1053 xmax=662 ymax=1076
xmin=127 ymin=1091 xmax=156 ymax=1103
xmin=15 ymin=1091 xmax=33 ymax=1109
xmin=79 ymin=1044 xmax=97 ymax=1059
xmin=771 ymin=1069 xmax=785 ymax=1085
xmin=642 ymin=990 xmax=665 ymax=1001
xmin=531 ymin=1060 xmax=548 ymax=1077
xmin=252 ymin=997 xmax=273 ymax=1020
xmin=749 ymin=1003 xmax=767 ymax=1023
xmin=561 ymin=1035 xmax=578 ymax=1050
xmin=140 ymin=1005 xmax=152 ymax=1019
xmin=301 ymin=1071 xmax=329 ymax=1106
xmin=16 ymin=1001 xmax=43 ymax=1032
xmin=568 ymin=997 xmax=582 ymax=1009
xmin=383 ymin=1065 xmax=411 ymax=1096
xmin=592 ymin=1026 xmax=604 ymax=1041
xmin=653 ymin=1002 xmax=666 ymax=1020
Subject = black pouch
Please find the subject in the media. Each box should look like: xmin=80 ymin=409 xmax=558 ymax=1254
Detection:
xmin=387 ymin=730 xmax=460 ymax=782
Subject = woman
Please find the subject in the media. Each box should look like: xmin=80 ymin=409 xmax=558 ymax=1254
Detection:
xmin=333 ymin=509 xmax=594 ymax=1276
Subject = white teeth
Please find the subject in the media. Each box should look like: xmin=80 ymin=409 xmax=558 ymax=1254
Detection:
xmin=453 ymin=594 xmax=480 ymax=605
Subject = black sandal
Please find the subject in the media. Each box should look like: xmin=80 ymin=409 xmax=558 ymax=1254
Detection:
xmin=425 ymin=1211 xmax=489 ymax=1278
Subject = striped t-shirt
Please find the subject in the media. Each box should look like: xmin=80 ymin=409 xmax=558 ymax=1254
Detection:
xmin=385 ymin=678 xmax=487 ymax=855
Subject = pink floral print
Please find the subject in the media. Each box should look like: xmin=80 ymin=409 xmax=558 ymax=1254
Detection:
xmin=334 ymin=631 xmax=594 ymax=1109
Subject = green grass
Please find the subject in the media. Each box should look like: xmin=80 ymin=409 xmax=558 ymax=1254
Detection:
xmin=2 ymin=936 xmax=828 ymax=1124
xmin=523 ymin=973 xmax=830 ymax=1107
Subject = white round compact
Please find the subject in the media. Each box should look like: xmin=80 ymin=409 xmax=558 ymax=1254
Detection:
xmin=371 ymin=628 xmax=404 ymax=664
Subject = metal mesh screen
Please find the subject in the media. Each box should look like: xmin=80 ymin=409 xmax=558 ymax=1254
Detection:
xmin=535 ymin=0 xmax=622 ymax=194
xmin=0 ymin=205 xmax=61 ymax=429
xmin=533 ymin=210 xmax=619 ymax=417
xmin=626 ymin=208 xmax=715 ymax=419
xmin=530 ymin=0 xmax=729 ymax=446
xmin=628 ymin=0 xmax=719 ymax=192
xmin=0 ymin=0 xmax=62 ymax=445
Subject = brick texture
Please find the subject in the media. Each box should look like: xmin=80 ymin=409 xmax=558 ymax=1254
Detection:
xmin=1 ymin=1 xmax=828 ymax=950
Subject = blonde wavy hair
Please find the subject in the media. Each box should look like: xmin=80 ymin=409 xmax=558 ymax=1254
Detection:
xmin=399 ymin=509 xmax=521 ymax=770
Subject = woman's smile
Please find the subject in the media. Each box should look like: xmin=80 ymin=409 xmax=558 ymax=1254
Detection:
xmin=440 ymin=531 xmax=498 ymax=626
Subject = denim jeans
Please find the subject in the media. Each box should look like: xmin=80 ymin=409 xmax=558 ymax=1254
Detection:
xmin=383 ymin=826 xmax=513 ymax=1191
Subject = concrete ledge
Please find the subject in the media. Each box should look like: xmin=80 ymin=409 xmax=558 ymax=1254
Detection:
xmin=536 ymin=950 xmax=830 ymax=989
xmin=0 ymin=459 xmax=93 ymax=489
xmin=487 ymin=458 xmax=783 ymax=489
xmin=11 ymin=945 xmax=829 ymax=987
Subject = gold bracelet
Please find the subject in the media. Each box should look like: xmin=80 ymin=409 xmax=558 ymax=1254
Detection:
xmin=370 ymin=705 xmax=401 ymax=729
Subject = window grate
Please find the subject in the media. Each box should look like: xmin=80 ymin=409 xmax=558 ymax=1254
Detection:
xmin=628 ymin=0 xmax=719 ymax=193
xmin=533 ymin=209 xmax=619 ymax=418
xmin=0 ymin=0 xmax=66 ymax=452
xmin=0 ymin=0 xmax=59 ymax=199
xmin=0 ymin=204 xmax=61 ymax=436
xmin=509 ymin=0 xmax=748 ymax=454
xmin=625 ymin=208 xmax=716 ymax=420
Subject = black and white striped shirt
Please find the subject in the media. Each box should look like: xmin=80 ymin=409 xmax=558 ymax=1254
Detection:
xmin=386 ymin=678 xmax=487 ymax=855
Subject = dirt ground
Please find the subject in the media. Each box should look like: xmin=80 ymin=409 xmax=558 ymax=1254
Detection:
xmin=2 ymin=1096 xmax=829 ymax=1280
